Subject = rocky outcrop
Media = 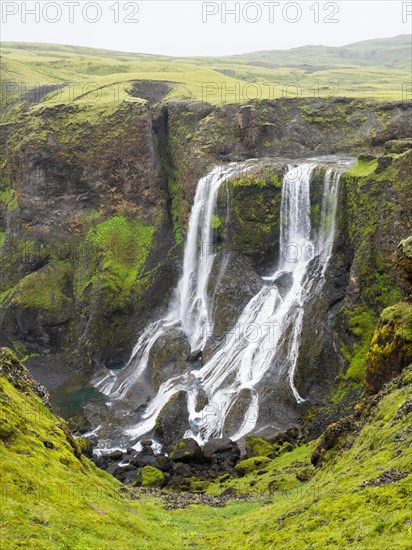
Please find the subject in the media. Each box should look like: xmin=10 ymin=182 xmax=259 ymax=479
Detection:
xmin=0 ymin=347 xmax=50 ymax=405
xmin=394 ymin=236 xmax=412 ymax=295
xmin=215 ymin=163 xmax=284 ymax=271
xmin=0 ymin=102 xmax=179 ymax=373
xmin=154 ymin=391 xmax=190 ymax=451
xmin=365 ymin=302 xmax=412 ymax=393
xmin=147 ymin=328 xmax=191 ymax=388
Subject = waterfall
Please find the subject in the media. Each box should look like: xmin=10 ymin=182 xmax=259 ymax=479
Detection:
xmin=95 ymin=161 xmax=254 ymax=399
xmin=94 ymin=157 xmax=351 ymax=450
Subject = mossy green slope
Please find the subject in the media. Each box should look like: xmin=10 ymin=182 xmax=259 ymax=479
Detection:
xmin=1 ymin=347 xmax=411 ymax=549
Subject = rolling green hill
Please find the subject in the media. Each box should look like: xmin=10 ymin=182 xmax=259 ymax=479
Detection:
xmin=232 ymin=34 xmax=412 ymax=70
xmin=0 ymin=34 xmax=411 ymax=114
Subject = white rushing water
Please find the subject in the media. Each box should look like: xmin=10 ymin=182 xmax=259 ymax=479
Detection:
xmin=95 ymin=162 xmax=254 ymax=399
xmin=94 ymin=157 xmax=350 ymax=448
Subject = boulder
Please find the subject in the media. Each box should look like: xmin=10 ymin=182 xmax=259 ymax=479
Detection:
xmin=147 ymin=328 xmax=191 ymax=388
xmin=172 ymin=462 xmax=192 ymax=478
xmin=202 ymin=438 xmax=240 ymax=462
xmin=155 ymin=454 xmax=173 ymax=472
xmin=170 ymin=438 xmax=203 ymax=464
xmin=154 ymin=391 xmax=190 ymax=451
xmin=222 ymin=388 xmax=255 ymax=437
xmin=105 ymin=449 xmax=124 ymax=461
xmin=235 ymin=456 xmax=271 ymax=477
xmin=130 ymin=445 xmax=157 ymax=468
xmin=134 ymin=465 xmax=165 ymax=488
xmin=272 ymin=271 xmax=293 ymax=299
xmin=245 ymin=435 xmax=274 ymax=458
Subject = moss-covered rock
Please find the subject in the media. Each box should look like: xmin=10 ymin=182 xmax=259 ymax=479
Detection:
xmin=245 ymin=435 xmax=274 ymax=458
xmin=384 ymin=138 xmax=412 ymax=154
xmin=296 ymin=467 xmax=315 ymax=482
xmin=215 ymin=164 xmax=283 ymax=270
xmin=394 ymin=236 xmax=412 ymax=293
xmin=75 ymin=436 xmax=94 ymax=458
xmin=235 ymin=456 xmax=271 ymax=477
xmin=336 ymin=149 xmax=412 ymax=391
xmin=139 ymin=465 xmax=165 ymax=488
xmin=0 ymin=347 xmax=50 ymax=404
xmin=170 ymin=438 xmax=203 ymax=464
xmin=365 ymin=301 xmax=412 ymax=394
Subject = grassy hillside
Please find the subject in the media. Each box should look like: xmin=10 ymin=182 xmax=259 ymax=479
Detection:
xmin=1 ymin=35 xmax=411 ymax=114
xmin=1 ymin=347 xmax=411 ymax=549
xmin=233 ymin=34 xmax=412 ymax=70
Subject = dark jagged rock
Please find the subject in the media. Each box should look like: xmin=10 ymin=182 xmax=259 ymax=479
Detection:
xmin=130 ymin=445 xmax=157 ymax=468
xmin=106 ymin=449 xmax=124 ymax=461
xmin=155 ymin=454 xmax=173 ymax=472
xmin=187 ymin=350 xmax=202 ymax=363
xmin=147 ymin=328 xmax=191 ymax=388
xmin=202 ymin=438 xmax=240 ymax=462
xmin=170 ymin=438 xmax=203 ymax=464
xmin=272 ymin=271 xmax=293 ymax=298
xmin=285 ymin=427 xmax=300 ymax=442
xmin=311 ymin=417 xmax=354 ymax=467
xmin=154 ymin=391 xmax=190 ymax=451
xmin=376 ymin=155 xmax=393 ymax=173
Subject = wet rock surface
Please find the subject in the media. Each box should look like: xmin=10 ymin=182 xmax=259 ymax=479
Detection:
xmin=153 ymin=391 xmax=190 ymax=451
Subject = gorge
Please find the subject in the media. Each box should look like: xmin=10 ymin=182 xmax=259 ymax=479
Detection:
xmin=0 ymin=38 xmax=411 ymax=549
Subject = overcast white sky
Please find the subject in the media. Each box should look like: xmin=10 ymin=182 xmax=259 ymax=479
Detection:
xmin=1 ymin=1 xmax=411 ymax=57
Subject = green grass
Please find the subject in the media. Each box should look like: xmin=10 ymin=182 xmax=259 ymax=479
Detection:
xmin=1 ymin=348 xmax=411 ymax=549
xmin=0 ymin=36 xmax=410 ymax=118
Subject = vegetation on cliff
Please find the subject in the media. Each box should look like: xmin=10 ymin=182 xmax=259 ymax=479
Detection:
xmin=336 ymin=147 xmax=412 ymax=391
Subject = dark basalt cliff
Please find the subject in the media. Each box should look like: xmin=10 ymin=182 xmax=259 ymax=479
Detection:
xmin=0 ymin=97 xmax=411 ymax=409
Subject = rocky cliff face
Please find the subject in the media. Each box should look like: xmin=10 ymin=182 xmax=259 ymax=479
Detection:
xmin=0 ymin=102 xmax=179 ymax=375
xmin=0 ymin=97 xmax=411 ymax=405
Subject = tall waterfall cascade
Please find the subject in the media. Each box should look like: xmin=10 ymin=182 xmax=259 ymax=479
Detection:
xmin=94 ymin=157 xmax=353 ymax=450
